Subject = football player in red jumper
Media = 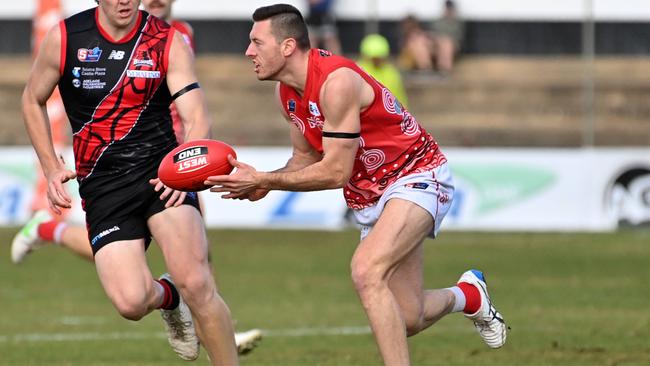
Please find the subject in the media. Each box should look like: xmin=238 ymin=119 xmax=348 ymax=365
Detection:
xmin=207 ymin=4 xmax=508 ymax=365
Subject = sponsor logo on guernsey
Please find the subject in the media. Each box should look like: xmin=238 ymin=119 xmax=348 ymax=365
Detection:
xmin=126 ymin=70 xmax=161 ymax=79
xmin=405 ymin=182 xmax=430 ymax=190
xmin=72 ymin=67 xmax=81 ymax=78
xmin=91 ymin=225 xmax=120 ymax=246
xmin=287 ymin=99 xmax=296 ymax=112
xmin=72 ymin=79 xmax=81 ymax=88
xmin=308 ymin=101 xmax=321 ymax=116
xmin=82 ymin=79 xmax=107 ymax=90
xmin=77 ymin=47 xmax=102 ymax=62
xmin=108 ymin=50 xmax=125 ymax=60
xmin=174 ymin=146 xmax=209 ymax=173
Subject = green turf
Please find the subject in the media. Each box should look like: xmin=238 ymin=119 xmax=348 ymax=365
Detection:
xmin=1 ymin=228 xmax=649 ymax=365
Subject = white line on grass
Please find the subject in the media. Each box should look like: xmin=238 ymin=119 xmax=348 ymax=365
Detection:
xmin=0 ymin=326 xmax=372 ymax=344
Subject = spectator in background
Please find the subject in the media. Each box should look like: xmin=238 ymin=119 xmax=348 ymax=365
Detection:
xmin=398 ymin=1 xmax=464 ymax=76
xmin=398 ymin=15 xmax=435 ymax=72
xmin=305 ymin=0 xmax=342 ymax=54
xmin=431 ymin=0 xmax=464 ymax=74
xmin=358 ymin=34 xmax=409 ymax=106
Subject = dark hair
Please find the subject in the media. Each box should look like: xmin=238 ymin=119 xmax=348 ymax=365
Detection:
xmin=252 ymin=4 xmax=310 ymax=50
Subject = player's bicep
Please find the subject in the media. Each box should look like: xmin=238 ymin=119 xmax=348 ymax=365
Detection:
xmin=320 ymin=69 xmax=363 ymax=136
xmin=318 ymin=70 xmax=361 ymax=178
xmin=166 ymin=30 xmax=210 ymax=139
xmin=167 ymin=30 xmax=198 ymax=93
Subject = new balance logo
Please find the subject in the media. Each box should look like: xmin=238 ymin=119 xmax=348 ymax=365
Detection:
xmin=108 ymin=50 xmax=125 ymax=60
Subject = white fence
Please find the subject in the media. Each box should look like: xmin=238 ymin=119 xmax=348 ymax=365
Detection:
xmin=2 ymin=147 xmax=648 ymax=232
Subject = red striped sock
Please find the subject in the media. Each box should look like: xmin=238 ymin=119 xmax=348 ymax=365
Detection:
xmin=156 ymin=279 xmax=180 ymax=310
xmin=458 ymin=282 xmax=481 ymax=314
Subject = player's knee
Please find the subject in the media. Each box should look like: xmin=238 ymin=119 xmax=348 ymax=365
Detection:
xmin=113 ymin=296 xmax=148 ymax=321
xmin=174 ymin=271 xmax=214 ymax=305
xmin=350 ymin=259 xmax=384 ymax=297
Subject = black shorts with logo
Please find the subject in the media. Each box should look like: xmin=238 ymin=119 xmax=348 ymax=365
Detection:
xmin=83 ymin=165 xmax=200 ymax=256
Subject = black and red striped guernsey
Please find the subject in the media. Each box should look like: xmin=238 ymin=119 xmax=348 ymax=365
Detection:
xmin=58 ymin=8 xmax=177 ymax=199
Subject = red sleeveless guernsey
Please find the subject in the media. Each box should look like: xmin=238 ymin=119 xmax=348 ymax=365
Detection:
xmin=278 ymin=49 xmax=447 ymax=209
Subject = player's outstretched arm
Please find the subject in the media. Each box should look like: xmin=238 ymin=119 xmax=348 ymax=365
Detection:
xmin=22 ymin=24 xmax=76 ymax=214
xmin=260 ymin=68 xmax=362 ymax=190
xmin=207 ymin=68 xmax=363 ymax=196
xmin=166 ymin=29 xmax=211 ymax=142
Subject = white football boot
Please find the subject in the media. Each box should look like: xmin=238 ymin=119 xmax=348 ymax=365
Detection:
xmin=235 ymin=328 xmax=263 ymax=355
xmin=11 ymin=210 xmax=52 ymax=264
xmin=159 ymin=273 xmax=200 ymax=361
xmin=458 ymin=269 xmax=508 ymax=348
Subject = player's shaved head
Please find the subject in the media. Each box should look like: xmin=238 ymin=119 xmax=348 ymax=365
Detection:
xmin=252 ymin=4 xmax=310 ymax=50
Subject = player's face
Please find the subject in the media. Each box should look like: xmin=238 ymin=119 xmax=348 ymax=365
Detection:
xmin=142 ymin=0 xmax=173 ymax=21
xmin=97 ymin=0 xmax=141 ymax=28
xmin=245 ymin=20 xmax=286 ymax=81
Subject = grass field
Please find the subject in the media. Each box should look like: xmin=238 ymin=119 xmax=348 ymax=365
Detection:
xmin=1 ymin=228 xmax=649 ymax=365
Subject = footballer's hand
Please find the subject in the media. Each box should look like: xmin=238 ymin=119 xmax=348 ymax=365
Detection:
xmin=205 ymin=155 xmax=261 ymax=199
xmin=150 ymin=178 xmax=187 ymax=208
xmin=246 ymin=188 xmax=270 ymax=201
xmin=45 ymin=167 xmax=76 ymax=215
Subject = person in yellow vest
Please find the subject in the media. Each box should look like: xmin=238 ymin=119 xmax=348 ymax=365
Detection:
xmin=357 ymin=34 xmax=409 ymax=107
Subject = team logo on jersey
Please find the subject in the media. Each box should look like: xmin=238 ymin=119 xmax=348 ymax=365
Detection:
xmin=318 ymin=49 xmax=332 ymax=57
xmin=308 ymin=101 xmax=321 ymax=116
xmin=133 ymin=58 xmax=154 ymax=67
xmin=108 ymin=50 xmax=125 ymax=60
xmin=77 ymin=47 xmax=102 ymax=62
xmin=72 ymin=79 xmax=81 ymax=88
xmin=287 ymin=99 xmax=296 ymax=112
xmin=133 ymin=50 xmax=154 ymax=67
xmin=72 ymin=67 xmax=81 ymax=78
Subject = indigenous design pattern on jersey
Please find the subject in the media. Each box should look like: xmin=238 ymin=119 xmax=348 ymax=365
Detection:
xmin=279 ymin=49 xmax=447 ymax=209
xmin=58 ymin=9 xmax=176 ymax=198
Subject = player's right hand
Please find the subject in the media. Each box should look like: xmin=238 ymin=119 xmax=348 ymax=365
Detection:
xmin=45 ymin=167 xmax=76 ymax=215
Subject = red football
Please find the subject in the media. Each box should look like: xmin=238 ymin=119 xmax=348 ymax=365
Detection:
xmin=158 ymin=139 xmax=236 ymax=191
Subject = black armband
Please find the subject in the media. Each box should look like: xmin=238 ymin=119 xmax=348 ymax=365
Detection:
xmin=171 ymin=82 xmax=200 ymax=100
xmin=322 ymin=131 xmax=361 ymax=139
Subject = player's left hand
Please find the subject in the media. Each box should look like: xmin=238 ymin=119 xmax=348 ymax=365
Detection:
xmin=205 ymin=155 xmax=261 ymax=199
xmin=149 ymin=178 xmax=187 ymax=208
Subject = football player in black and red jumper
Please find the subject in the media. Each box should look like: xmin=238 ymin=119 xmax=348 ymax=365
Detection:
xmin=21 ymin=0 xmax=238 ymax=364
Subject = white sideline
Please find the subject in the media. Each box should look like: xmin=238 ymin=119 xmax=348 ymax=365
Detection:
xmin=0 ymin=326 xmax=372 ymax=344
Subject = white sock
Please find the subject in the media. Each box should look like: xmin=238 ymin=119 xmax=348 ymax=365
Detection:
xmin=447 ymin=286 xmax=466 ymax=313
xmin=53 ymin=222 xmax=68 ymax=245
